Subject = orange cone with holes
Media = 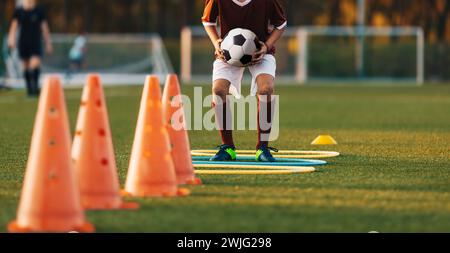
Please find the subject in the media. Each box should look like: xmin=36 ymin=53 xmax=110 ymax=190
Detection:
xmin=8 ymin=76 xmax=94 ymax=233
xmin=162 ymin=75 xmax=201 ymax=185
xmin=124 ymin=75 xmax=189 ymax=197
xmin=72 ymin=75 xmax=139 ymax=210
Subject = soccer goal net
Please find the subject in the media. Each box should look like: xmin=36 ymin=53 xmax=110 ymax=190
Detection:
xmin=3 ymin=33 xmax=174 ymax=87
xmin=181 ymin=26 xmax=424 ymax=85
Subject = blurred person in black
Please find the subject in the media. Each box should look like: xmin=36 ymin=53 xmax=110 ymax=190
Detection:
xmin=7 ymin=0 xmax=53 ymax=96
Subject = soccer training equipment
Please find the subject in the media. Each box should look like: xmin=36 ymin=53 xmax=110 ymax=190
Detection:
xmin=124 ymin=76 xmax=189 ymax=197
xmin=221 ymin=28 xmax=261 ymax=67
xmin=193 ymin=159 xmax=327 ymax=167
xmin=193 ymin=156 xmax=322 ymax=163
xmin=162 ymin=74 xmax=201 ymax=185
xmin=311 ymin=135 xmax=338 ymax=145
xmin=72 ymin=74 xmax=139 ymax=210
xmin=194 ymin=166 xmax=316 ymax=175
xmin=191 ymin=150 xmax=341 ymax=159
xmin=8 ymin=76 xmax=94 ymax=233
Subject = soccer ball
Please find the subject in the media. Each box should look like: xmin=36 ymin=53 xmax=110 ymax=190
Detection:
xmin=221 ymin=28 xmax=261 ymax=67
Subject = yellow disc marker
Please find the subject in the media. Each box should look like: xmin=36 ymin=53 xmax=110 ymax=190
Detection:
xmin=311 ymin=135 xmax=338 ymax=145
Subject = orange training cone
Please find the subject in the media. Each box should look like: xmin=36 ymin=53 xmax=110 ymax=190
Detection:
xmin=162 ymin=74 xmax=201 ymax=185
xmin=124 ymin=75 xmax=189 ymax=197
xmin=8 ymin=76 xmax=94 ymax=233
xmin=72 ymin=75 xmax=139 ymax=210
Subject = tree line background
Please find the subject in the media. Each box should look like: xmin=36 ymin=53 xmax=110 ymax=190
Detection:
xmin=1 ymin=0 xmax=449 ymax=80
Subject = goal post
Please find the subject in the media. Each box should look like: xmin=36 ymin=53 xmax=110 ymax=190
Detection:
xmin=296 ymin=26 xmax=424 ymax=85
xmin=3 ymin=33 xmax=174 ymax=87
xmin=180 ymin=26 xmax=424 ymax=85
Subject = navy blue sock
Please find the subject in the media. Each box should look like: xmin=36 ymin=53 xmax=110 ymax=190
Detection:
xmin=31 ymin=68 xmax=41 ymax=95
xmin=23 ymin=70 xmax=32 ymax=95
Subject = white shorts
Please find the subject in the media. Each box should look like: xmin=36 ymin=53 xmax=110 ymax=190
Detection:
xmin=212 ymin=54 xmax=276 ymax=98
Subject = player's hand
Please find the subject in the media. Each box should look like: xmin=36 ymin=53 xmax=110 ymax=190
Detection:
xmin=251 ymin=41 xmax=268 ymax=65
xmin=214 ymin=39 xmax=226 ymax=62
xmin=45 ymin=42 xmax=53 ymax=55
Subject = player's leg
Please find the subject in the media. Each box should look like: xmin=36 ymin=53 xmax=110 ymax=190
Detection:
xmin=256 ymin=73 xmax=275 ymax=149
xmin=255 ymin=74 xmax=277 ymax=162
xmin=210 ymin=60 xmax=243 ymax=161
xmin=210 ymin=79 xmax=237 ymax=161
xmin=249 ymin=55 xmax=277 ymax=162
xmin=21 ymin=60 xmax=31 ymax=96
xmin=213 ymin=79 xmax=234 ymax=146
xmin=19 ymin=46 xmax=33 ymax=96
xmin=29 ymin=56 xmax=41 ymax=95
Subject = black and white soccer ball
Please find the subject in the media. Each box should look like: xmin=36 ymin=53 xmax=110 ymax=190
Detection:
xmin=221 ymin=28 xmax=261 ymax=67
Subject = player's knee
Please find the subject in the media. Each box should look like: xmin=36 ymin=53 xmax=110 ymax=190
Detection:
xmin=29 ymin=57 xmax=41 ymax=69
xmin=212 ymin=81 xmax=230 ymax=98
xmin=257 ymin=77 xmax=274 ymax=96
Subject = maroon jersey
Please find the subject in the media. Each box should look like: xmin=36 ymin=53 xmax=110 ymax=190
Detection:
xmin=202 ymin=0 xmax=287 ymax=54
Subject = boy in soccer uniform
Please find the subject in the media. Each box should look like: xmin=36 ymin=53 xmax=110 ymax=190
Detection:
xmin=202 ymin=0 xmax=287 ymax=162
xmin=8 ymin=0 xmax=52 ymax=96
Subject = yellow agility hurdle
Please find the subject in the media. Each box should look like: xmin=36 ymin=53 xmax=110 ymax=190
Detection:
xmin=194 ymin=164 xmax=315 ymax=175
xmin=191 ymin=150 xmax=340 ymax=159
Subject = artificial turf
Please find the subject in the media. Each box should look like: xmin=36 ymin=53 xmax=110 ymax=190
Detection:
xmin=0 ymin=83 xmax=449 ymax=232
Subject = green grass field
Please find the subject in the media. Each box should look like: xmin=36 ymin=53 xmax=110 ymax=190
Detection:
xmin=1 ymin=84 xmax=449 ymax=232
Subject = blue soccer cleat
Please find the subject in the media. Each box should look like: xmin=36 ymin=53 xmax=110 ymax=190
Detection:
xmin=256 ymin=146 xmax=278 ymax=162
xmin=210 ymin=144 xmax=237 ymax=161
